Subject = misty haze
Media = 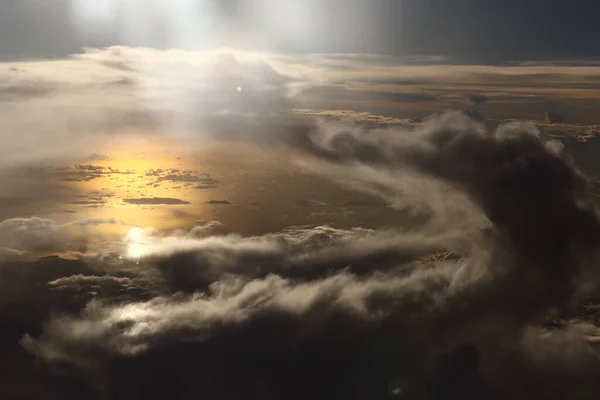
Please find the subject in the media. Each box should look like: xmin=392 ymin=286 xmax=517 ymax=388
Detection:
xmin=1 ymin=1 xmax=600 ymax=399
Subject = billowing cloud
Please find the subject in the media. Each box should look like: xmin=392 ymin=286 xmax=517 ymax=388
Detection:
xmin=3 ymin=45 xmax=600 ymax=398
xmin=15 ymin=113 xmax=600 ymax=399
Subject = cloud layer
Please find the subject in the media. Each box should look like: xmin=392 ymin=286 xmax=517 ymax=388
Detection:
xmin=12 ymin=113 xmax=600 ymax=399
xmin=2 ymin=46 xmax=600 ymax=399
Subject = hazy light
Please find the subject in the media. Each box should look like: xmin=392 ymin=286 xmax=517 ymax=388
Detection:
xmin=70 ymin=0 xmax=218 ymax=49
xmin=127 ymin=227 xmax=141 ymax=241
xmin=126 ymin=226 xmax=147 ymax=259
xmin=69 ymin=0 xmax=321 ymax=50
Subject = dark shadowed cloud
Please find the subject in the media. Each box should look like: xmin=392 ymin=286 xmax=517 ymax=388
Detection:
xmin=123 ymin=197 xmax=191 ymax=205
xmin=10 ymin=114 xmax=600 ymax=400
xmin=468 ymin=94 xmax=489 ymax=107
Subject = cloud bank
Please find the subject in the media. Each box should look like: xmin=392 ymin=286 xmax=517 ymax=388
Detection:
xmin=12 ymin=113 xmax=600 ymax=399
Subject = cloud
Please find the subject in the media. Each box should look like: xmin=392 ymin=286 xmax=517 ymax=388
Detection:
xmin=62 ymin=218 xmax=124 ymax=227
xmin=81 ymin=153 xmax=110 ymax=161
xmin=6 ymin=47 xmax=600 ymax=173
xmin=546 ymin=110 xmax=565 ymax=124
xmin=293 ymin=111 xmax=600 ymax=309
xmin=193 ymin=185 xmax=219 ymax=190
xmin=467 ymin=94 xmax=489 ymax=106
xmin=65 ymin=199 xmax=107 ymax=206
xmin=10 ymin=209 xmax=600 ymax=400
xmin=26 ymin=164 xmax=135 ymax=182
xmin=187 ymin=220 xmax=228 ymax=238
xmin=121 ymin=224 xmax=451 ymax=291
xmin=0 ymin=217 xmax=124 ymax=255
xmin=146 ymin=169 xmax=220 ymax=185
xmin=0 ymin=217 xmax=61 ymax=252
xmin=206 ymin=200 xmax=231 ymax=205
xmin=294 ymin=108 xmax=421 ymax=126
xmin=3 ymin=48 xmax=600 ymax=397
xmin=123 ymin=197 xmax=191 ymax=205
xmin=0 ymin=47 xmax=309 ymax=169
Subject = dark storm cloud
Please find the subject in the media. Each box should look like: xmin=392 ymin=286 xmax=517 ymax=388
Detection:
xmin=293 ymin=112 xmax=600 ymax=311
xmin=143 ymin=225 xmax=450 ymax=294
xmin=14 ymin=113 xmax=600 ymax=399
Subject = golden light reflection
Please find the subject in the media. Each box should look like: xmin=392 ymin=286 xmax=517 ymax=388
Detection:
xmin=38 ymin=137 xmax=418 ymax=248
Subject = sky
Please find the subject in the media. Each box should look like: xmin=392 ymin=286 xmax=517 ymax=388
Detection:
xmin=2 ymin=1 xmax=600 ymax=399
xmin=3 ymin=0 xmax=600 ymax=62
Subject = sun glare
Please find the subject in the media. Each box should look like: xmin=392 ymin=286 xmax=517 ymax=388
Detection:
xmin=127 ymin=227 xmax=141 ymax=241
xmin=125 ymin=227 xmax=147 ymax=260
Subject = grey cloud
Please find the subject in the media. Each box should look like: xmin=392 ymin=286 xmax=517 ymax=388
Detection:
xmin=82 ymin=153 xmax=110 ymax=161
xmin=62 ymin=218 xmax=123 ymax=227
xmin=205 ymin=200 xmax=231 ymax=205
xmin=0 ymin=217 xmax=62 ymax=252
xmin=0 ymin=82 xmax=54 ymax=99
xmin=0 ymin=47 xmax=307 ymax=169
xmin=27 ymin=164 xmax=135 ymax=182
xmin=0 ymin=217 xmax=123 ymax=255
xmin=467 ymin=94 xmax=489 ymax=106
xmin=294 ymin=109 xmax=421 ymax=126
xmin=187 ymin=221 xmax=228 ymax=238
xmin=193 ymin=185 xmax=219 ymax=190
xmin=48 ymin=274 xmax=157 ymax=304
xmin=123 ymin=197 xmax=191 ymax=205
xmin=546 ymin=110 xmax=564 ymax=124
xmin=146 ymin=169 xmax=220 ymax=185
xmin=293 ymin=111 xmax=600 ymax=315
xmin=2 ymin=49 xmax=600 ymax=396
xmin=301 ymin=84 xmax=438 ymax=105
xmin=139 ymin=224 xmax=450 ymax=293
xmin=0 ymin=247 xmax=27 ymax=260
xmin=9 ymin=211 xmax=600 ymax=400
xmin=65 ymin=200 xmax=107 ymax=206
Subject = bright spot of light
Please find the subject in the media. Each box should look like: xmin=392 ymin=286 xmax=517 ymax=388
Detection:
xmin=236 ymin=85 xmax=243 ymax=93
xmin=127 ymin=227 xmax=141 ymax=241
xmin=125 ymin=227 xmax=147 ymax=260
